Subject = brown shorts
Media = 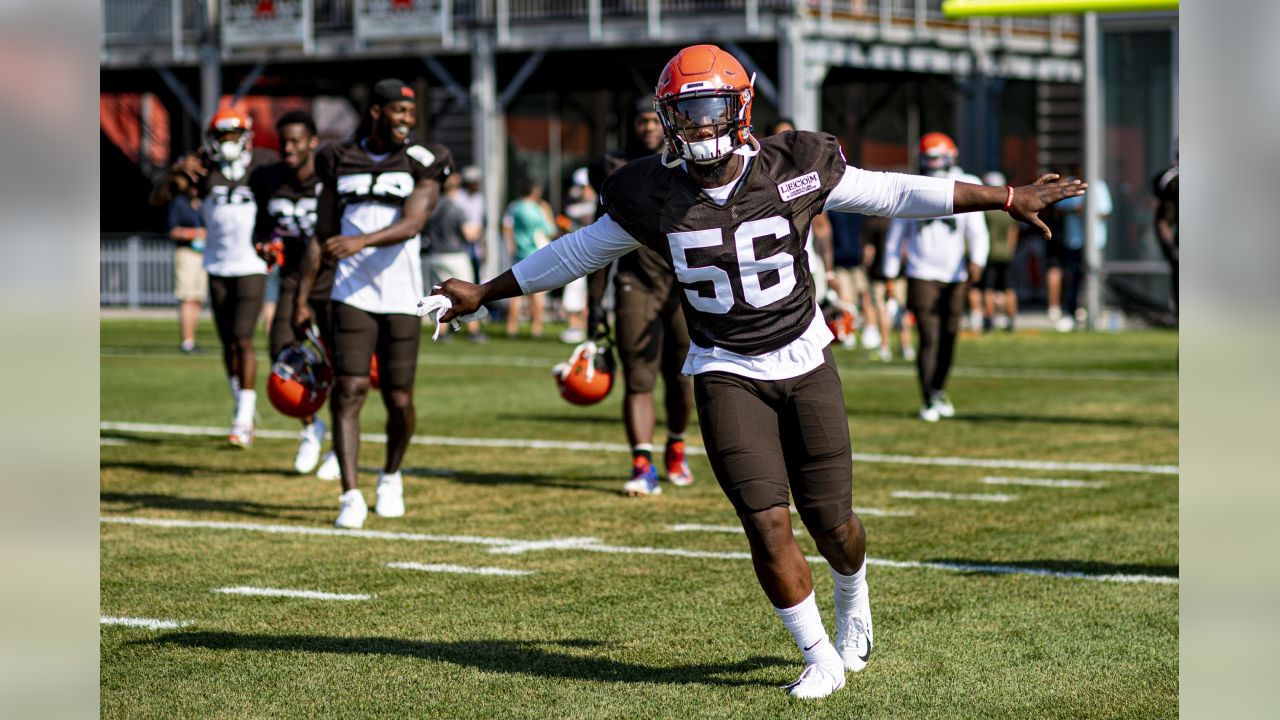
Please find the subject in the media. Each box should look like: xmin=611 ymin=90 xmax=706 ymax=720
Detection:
xmin=269 ymin=274 xmax=334 ymax=361
xmin=332 ymin=302 xmax=421 ymax=391
xmin=208 ymin=274 xmax=266 ymax=345
xmin=615 ymin=273 xmax=691 ymax=395
xmin=694 ymin=348 xmax=853 ymax=532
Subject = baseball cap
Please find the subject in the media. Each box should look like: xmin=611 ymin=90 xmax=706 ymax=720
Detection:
xmin=372 ymin=78 xmax=415 ymax=106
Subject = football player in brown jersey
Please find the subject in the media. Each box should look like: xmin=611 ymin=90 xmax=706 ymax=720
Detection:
xmin=151 ymin=107 xmax=279 ymax=448
xmin=430 ymin=45 xmax=1085 ymax=699
xmin=303 ymin=79 xmax=455 ymax=529
xmin=248 ymin=110 xmax=333 ymax=474
xmin=585 ymin=99 xmax=696 ymax=497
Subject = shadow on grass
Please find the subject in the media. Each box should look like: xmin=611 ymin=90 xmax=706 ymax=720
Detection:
xmin=101 ymin=491 xmax=326 ymax=520
xmin=135 ymin=632 xmax=790 ymax=687
xmin=101 ymin=459 xmax=301 ymax=479
xmin=928 ymin=558 xmax=1179 ymax=579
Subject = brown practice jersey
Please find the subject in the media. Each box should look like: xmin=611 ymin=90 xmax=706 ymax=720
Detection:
xmin=315 ymin=140 xmax=454 ymax=222
xmin=316 ymin=139 xmax=454 ymax=314
xmin=590 ymin=149 xmax=674 ymax=296
xmin=198 ymin=148 xmax=279 ymax=277
xmin=601 ymin=131 xmax=846 ymax=355
xmin=249 ymin=162 xmax=332 ymax=299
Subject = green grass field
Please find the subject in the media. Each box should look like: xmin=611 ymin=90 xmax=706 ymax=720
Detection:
xmin=100 ymin=317 xmax=1178 ymax=719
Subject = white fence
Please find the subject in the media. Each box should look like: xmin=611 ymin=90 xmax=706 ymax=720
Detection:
xmin=101 ymin=235 xmax=179 ymax=307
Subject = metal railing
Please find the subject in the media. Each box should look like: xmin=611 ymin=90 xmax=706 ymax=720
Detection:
xmin=101 ymin=236 xmax=179 ymax=307
xmin=103 ymin=0 xmax=1075 ymax=55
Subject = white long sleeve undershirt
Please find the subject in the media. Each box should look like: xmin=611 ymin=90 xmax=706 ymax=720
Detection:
xmin=508 ymin=164 xmax=959 ymax=380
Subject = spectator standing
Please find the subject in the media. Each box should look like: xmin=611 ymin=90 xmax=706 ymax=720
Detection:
xmin=980 ymin=171 xmax=1020 ymax=332
xmin=457 ymin=165 xmax=486 ymax=282
xmin=1053 ymin=169 xmax=1112 ymax=331
xmin=503 ymin=178 xmax=555 ymax=337
xmin=167 ymin=184 xmax=207 ymax=353
xmin=423 ymin=172 xmax=486 ymax=342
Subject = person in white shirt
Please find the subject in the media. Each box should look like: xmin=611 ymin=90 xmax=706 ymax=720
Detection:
xmin=884 ymin=132 xmax=989 ymax=422
xmin=428 ymin=47 xmax=1083 ymax=700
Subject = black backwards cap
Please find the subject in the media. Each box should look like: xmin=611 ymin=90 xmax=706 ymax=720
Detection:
xmin=372 ymin=78 xmax=416 ymax=106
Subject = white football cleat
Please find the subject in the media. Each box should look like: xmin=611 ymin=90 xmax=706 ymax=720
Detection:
xmin=334 ymin=489 xmax=368 ymax=529
xmin=783 ymin=663 xmax=846 ymax=699
xmin=229 ymin=419 xmax=254 ymax=448
xmin=902 ymin=345 xmax=916 ymax=362
xmin=294 ymin=419 xmax=326 ymax=474
xmin=932 ymin=397 xmax=955 ymax=418
xmin=315 ymin=451 xmax=340 ymax=481
xmin=375 ymin=471 xmax=405 ymax=518
xmin=919 ymin=404 xmax=940 ymax=423
xmin=835 ymin=601 xmax=874 ymax=673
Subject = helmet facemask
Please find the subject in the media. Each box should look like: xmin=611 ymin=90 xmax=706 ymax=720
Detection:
xmin=919 ymin=151 xmax=955 ymax=178
xmin=206 ymin=121 xmax=253 ymax=178
xmin=657 ymin=83 xmax=753 ymax=167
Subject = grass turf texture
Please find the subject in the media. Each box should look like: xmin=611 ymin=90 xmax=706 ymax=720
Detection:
xmin=101 ymin=318 xmax=1177 ymax=719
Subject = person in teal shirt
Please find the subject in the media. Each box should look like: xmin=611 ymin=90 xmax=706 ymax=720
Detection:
xmin=502 ymin=178 xmax=556 ymax=336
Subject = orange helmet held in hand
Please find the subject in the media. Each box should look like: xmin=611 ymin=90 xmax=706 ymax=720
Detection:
xmin=267 ymin=328 xmax=332 ymax=418
xmin=551 ymin=340 xmax=615 ymax=406
xmin=654 ymin=45 xmax=756 ymax=166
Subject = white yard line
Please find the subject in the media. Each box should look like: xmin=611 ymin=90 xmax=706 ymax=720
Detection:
xmin=789 ymin=506 xmax=917 ymax=518
xmin=386 ymin=562 xmax=533 ymax=576
xmin=891 ymin=490 xmax=1017 ymax=503
xmin=213 ymin=586 xmax=370 ymax=601
xmin=99 ymin=421 xmax=1178 ymax=475
xmin=99 ymin=437 xmax=132 ymax=446
xmin=100 ymin=616 xmax=187 ymax=629
xmin=103 ymin=515 xmax=1176 ymax=585
xmin=982 ymin=476 xmax=1108 ymax=489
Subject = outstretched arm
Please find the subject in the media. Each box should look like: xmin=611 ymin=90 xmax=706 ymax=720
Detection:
xmin=433 ymin=213 xmax=640 ymax=322
xmin=953 ymin=173 xmax=1085 ymax=240
xmin=825 ymin=167 xmax=1085 ymax=240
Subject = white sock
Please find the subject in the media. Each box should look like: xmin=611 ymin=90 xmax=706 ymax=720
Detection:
xmin=379 ymin=470 xmax=402 ymax=484
xmin=235 ymin=390 xmax=256 ymax=425
xmin=773 ymin=591 xmax=841 ymax=668
xmin=667 ymin=433 xmax=685 ymax=442
xmin=228 ymin=376 xmax=241 ymax=400
xmin=831 ymin=562 xmax=867 ymax=621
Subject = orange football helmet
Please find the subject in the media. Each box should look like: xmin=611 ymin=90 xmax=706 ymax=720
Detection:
xmin=654 ymin=44 xmax=755 ymax=165
xmin=919 ymin=131 xmax=958 ymax=176
xmin=267 ymin=327 xmax=332 ymax=418
xmin=551 ymin=340 xmax=614 ymax=406
xmin=206 ymin=107 xmax=253 ymax=164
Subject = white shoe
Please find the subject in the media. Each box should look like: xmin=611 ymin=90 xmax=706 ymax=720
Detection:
xmin=919 ymin=404 xmax=940 ymax=423
xmin=932 ymin=397 xmax=955 ymax=418
xmin=1055 ymin=316 xmax=1076 ymax=333
xmin=861 ymin=325 xmax=881 ymax=350
xmin=229 ymin=419 xmax=254 ymax=448
xmin=902 ymin=346 xmax=916 ymax=362
xmin=375 ymin=471 xmax=405 ymax=518
xmin=783 ymin=662 xmax=846 ymax=699
xmin=315 ymin=451 xmax=340 ymax=481
xmin=294 ymin=419 xmax=326 ymax=474
xmin=334 ymin=489 xmax=368 ymax=529
xmin=835 ymin=601 xmax=874 ymax=673
xmin=559 ymin=328 xmax=586 ymax=344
